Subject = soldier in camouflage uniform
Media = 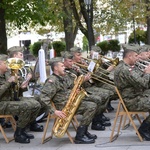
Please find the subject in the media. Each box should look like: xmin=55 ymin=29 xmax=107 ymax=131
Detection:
xmin=63 ymin=51 xmax=111 ymax=131
xmin=90 ymin=45 xmax=118 ymax=112
xmin=39 ymin=58 xmax=97 ymax=144
xmin=7 ymin=46 xmax=44 ymax=132
xmin=0 ymin=54 xmax=41 ymax=143
xmin=114 ymin=47 xmax=150 ymax=141
xmin=69 ymin=47 xmax=113 ymax=130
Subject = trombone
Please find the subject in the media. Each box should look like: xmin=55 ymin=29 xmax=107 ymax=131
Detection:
xmin=74 ymin=62 xmax=115 ymax=87
xmin=81 ymin=55 xmax=119 ymax=74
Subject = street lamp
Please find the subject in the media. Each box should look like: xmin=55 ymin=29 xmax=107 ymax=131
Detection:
xmin=131 ymin=3 xmax=136 ymax=44
xmin=84 ymin=0 xmax=92 ymax=53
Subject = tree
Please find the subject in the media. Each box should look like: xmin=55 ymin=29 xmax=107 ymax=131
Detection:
xmin=62 ymin=0 xmax=78 ymax=51
xmin=0 ymin=0 xmax=50 ymax=53
xmin=128 ymin=28 xmax=146 ymax=44
xmin=0 ymin=0 xmax=7 ymax=54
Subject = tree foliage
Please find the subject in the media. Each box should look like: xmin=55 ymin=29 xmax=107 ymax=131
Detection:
xmin=128 ymin=28 xmax=146 ymax=44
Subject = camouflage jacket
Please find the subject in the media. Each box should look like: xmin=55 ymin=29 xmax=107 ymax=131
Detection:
xmin=40 ymin=73 xmax=72 ymax=114
xmin=114 ymin=60 xmax=150 ymax=99
xmin=0 ymin=74 xmax=12 ymax=101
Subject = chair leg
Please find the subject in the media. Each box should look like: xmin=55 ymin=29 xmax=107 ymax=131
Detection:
xmin=66 ymin=131 xmax=74 ymax=144
xmin=110 ymin=102 xmax=121 ymax=142
xmin=0 ymin=125 xmax=14 ymax=143
xmin=42 ymin=114 xmax=52 ymax=144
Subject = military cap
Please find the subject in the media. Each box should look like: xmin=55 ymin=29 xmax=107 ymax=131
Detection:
xmin=141 ymin=44 xmax=150 ymax=51
xmin=91 ymin=45 xmax=102 ymax=53
xmin=122 ymin=44 xmax=140 ymax=53
xmin=0 ymin=54 xmax=8 ymax=61
xmin=7 ymin=46 xmax=23 ymax=54
xmin=70 ymin=47 xmax=82 ymax=53
xmin=49 ymin=57 xmax=63 ymax=66
xmin=138 ymin=46 xmax=149 ymax=53
xmin=61 ymin=51 xmax=73 ymax=59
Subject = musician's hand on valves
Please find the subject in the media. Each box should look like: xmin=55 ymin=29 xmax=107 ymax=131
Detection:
xmin=55 ymin=110 xmax=66 ymax=118
xmin=8 ymin=76 xmax=16 ymax=83
xmin=144 ymin=65 xmax=150 ymax=74
xmin=84 ymin=73 xmax=91 ymax=82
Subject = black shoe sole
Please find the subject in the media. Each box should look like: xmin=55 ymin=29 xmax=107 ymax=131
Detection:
xmin=91 ymin=127 xmax=105 ymax=131
xmin=15 ymin=138 xmax=30 ymax=144
xmin=138 ymin=131 xmax=150 ymax=141
xmin=74 ymin=140 xmax=95 ymax=144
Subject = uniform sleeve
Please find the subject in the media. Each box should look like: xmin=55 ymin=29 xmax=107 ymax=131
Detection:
xmin=0 ymin=81 xmax=11 ymax=98
xmin=123 ymin=68 xmax=150 ymax=89
xmin=40 ymin=79 xmax=57 ymax=114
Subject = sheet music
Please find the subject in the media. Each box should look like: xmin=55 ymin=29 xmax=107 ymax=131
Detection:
xmin=92 ymin=52 xmax=99 ymax=60
xmin=88 ymin=61 xmax=96 ymax=72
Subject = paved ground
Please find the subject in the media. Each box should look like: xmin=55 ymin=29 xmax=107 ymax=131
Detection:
xmin=1 ymin=100 xmax=150 ymax=150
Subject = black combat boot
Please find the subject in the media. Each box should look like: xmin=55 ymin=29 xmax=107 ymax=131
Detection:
xmin=101 ymin=113 xmax=110 ymax=121
xmin=91 ymin=116 xmax=105 ymax=130
xmin=0 ymin=118 xmax=12 ymax=128
xmin=22 ymin=128 xmax=34 ymax=139
xmin=107 ymin=101 xmax=114 ymax=112
xmin=138 ymin=120 xmax=150 ymax=141
xmin=30 ymin=120 xmax=43 ymax=132
xmin=74 ymin=126 xmax=95 ymax=144
xmin=14 ymin=127 xmax=30 ymax=143
xmin=93 ymin=114 xmax=111 ymax=127
xmin=98 ymin=119 xmax=111 ymax=127
xmin=85 ymin=126 xmax=97 ymax=139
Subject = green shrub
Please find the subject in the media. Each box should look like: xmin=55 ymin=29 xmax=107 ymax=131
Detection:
xmin=108 ymin=39 xmax=120 ymax=52
xmin=97 ymin=41 xmax=109 ymax=55
xmin=97 ymin=39 xmax=120 ymax=55
xmin=52 ymin=41 xmax=66 ymax=56
xmin=29 ymin=41 xmax=42 ymax=57
xmin=82 ymin=36 xmax=88 ymax=51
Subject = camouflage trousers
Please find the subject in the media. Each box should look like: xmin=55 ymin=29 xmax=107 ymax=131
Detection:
xmin=101 ymin=84 xmax=118 ymax=101
xmin=84 ymin=86 xmax=113 ymax=115
xmin=56 ymin=101 xmax=97 ymax=126
xmin=125 ymin=89 xmax=150 ymax=123
xmin=0 ymin=97 xmax=41 ymax=128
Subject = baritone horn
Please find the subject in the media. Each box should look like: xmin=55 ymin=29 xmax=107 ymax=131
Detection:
xmin=6 ymin=58 xmax=25 ymax=101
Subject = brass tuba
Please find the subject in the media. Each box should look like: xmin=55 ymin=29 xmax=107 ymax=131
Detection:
xmin=6 ymin=58 xmax=25 ymax=101
xmin=53 ymin=74 xmax=87 ymax=138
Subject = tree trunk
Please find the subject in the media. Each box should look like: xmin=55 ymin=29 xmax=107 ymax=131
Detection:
xmin=146 ymin=0 xmax=150 ymax=44
xmin=0 ymin=0 xmax=7 ymax=54
xmin=147 ymin=17 xmax=150 ymax=44
xmin=63 ymin=0 xmax=77 ymax=51
xmin=70 ymin=0 xmax=95 ymax=50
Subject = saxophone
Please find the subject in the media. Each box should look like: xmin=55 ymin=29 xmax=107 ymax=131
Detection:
xmin=53 ymin=74 xmax=87 ymax=138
